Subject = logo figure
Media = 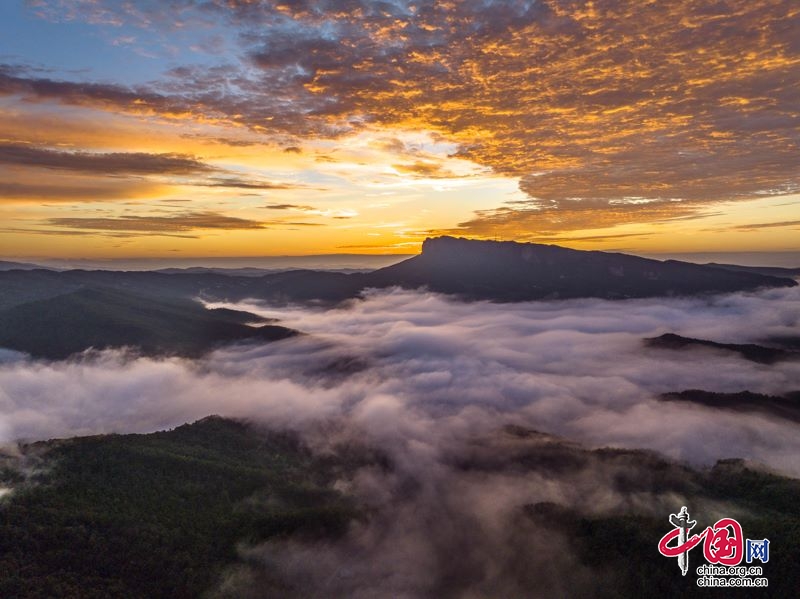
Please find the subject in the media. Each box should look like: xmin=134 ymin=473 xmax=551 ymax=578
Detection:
xmin=658 ymin=507 xmax=768 ymax=578
xmin=746 ymin=539 xmax=769 ymax=563
xmin=667 ymin=506 xmax=696 ymax=576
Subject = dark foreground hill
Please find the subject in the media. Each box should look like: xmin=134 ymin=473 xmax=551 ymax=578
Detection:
xmin=0 ymin=237 xmax=794 ymax=311
xmin=1 ymin=419 xmax=798 ymax=598
xmin=0 ymin=417 xmax=359 ymax=599
xmin=0 ymin=287 xmax=296 ymax=359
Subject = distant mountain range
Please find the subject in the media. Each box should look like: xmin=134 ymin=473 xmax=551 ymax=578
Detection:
xmin=1 ymin=237 xmax=795 ymax=309
xmin=154 ymin=266 xmax=371 ymax=276
xmin=0 ymin=237 xmax=796 ymax=359
xmin=0 ymin=260 xmax=55 ymax=271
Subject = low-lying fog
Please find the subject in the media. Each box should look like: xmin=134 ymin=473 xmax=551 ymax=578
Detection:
xmin=2 ymin=286 xmax=799 ymax=596
xmin=1 ymin=286 xmax=798 ymax=474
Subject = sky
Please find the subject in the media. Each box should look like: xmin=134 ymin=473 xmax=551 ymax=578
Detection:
xmin=0 ymin=0 xmax=798 ymax=261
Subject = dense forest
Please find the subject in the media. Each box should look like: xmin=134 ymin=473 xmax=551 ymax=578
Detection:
xmin=1 ymin=418 xmax=799 ymax=597
xmin=0 ymin=417 xmax=358 ymax=598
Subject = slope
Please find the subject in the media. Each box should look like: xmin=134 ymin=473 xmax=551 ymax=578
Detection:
xmin=0 ymin=287 xmax=296 ymax=359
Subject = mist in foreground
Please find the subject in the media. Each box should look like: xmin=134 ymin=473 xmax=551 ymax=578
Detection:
xmin=1 ymin=286 xmax=799 ymax=597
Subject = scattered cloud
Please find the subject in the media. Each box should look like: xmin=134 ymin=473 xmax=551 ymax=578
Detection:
xmin=392 ymin=161 xmax=459 ymax=179
xmin=0 ymin=180 xmax=161 ymax=202
xmin=730 ymin=219 xmax=800 ymax=232
xmin=5 ymin=0 xmax=799 ymax=236
xmin=46 ymin=211 xmax=267 ymax=235
xmin=263 ymin=203 xmax=316 ymax=211
xmin=0 ymin=142 xmax=212 ymax=175
xmin=430 ymin=198 xmax=705 ymax=240
xmin=196 ymin=177 xmax=297 ymax=190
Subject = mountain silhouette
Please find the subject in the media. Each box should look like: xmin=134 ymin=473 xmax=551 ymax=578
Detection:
xmin=363 ymin=237 xmax=797 ymax=300
xmin=0 ymin=238 xmax=795 ymax=313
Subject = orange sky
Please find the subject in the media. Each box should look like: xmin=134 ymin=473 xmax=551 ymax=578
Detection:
xmin=1 ymin=1 xmax=799 ymax=260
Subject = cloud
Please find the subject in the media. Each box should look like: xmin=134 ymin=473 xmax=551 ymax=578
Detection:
xmin=39 ymin=211 xmax=327 ymax=235
xmin=0 ymin=64 xmax=177 ymax=116
xmin=263 ymin=203 xmax=316 ymax=211
xmin=0 ymin=226 xmax=95 ymax=237
xmin=730 ymin=219 xmax=800 ymax=232
xmin=0 ymin=142 xmax=303 ymax=201
xmin=1 ymin=285 xmax=799 ymax=594
xmin=46 ymin=211 xmax=268 ymax=234
xmin=0 ymin=180 xmax=161 ymax=202
xmin=182 ymin=136 xmax=260 ymax=147
xmin=392 ymin=161 xmax=459 ymax=179
xmin=0 ymin=142 xmax=212 ymax=175
xmin=430 ymin=198 xmax=706 ymax=239
xmin=196 ymin=178 xmax=298 ymax=190
xmin=7 ymin=0 xmax=800 ymax=236
xmin=2 ymin=285 xmax=799 ymax=469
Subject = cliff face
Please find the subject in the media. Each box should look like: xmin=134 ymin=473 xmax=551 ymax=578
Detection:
xmin=369 ymin=236 xmax=797 ymax=300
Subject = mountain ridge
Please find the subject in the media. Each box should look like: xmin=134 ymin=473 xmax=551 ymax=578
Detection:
xmin=0 ymin=237 xmax=795 ymax=314
xmin=364 ymin=236 xmax=797 ymax=301
xmin=0 ymin=286 xmax=297 ymax=359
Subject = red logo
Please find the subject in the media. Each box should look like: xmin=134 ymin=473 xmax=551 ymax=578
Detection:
xmin=659 ymin=513 xmax=744 ymax=565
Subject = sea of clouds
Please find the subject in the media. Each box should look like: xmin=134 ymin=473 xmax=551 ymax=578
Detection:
xmin=1 ymin=285 xmax=798 ymax=472
xmin=2 ymin=285 xmax=798 ymax=596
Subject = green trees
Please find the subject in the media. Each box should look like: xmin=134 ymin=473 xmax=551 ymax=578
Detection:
xmin=0 ymin=417 xmax=355 ymax=598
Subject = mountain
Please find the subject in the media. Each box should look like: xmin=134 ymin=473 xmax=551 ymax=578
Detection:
xmin=154 ymin=266 xmax=371 ymax=276
xmin=705 ymin=262 xmax=800 ymax=278
xmin=645 ymin=333 xmax=798 ymax=364
xmin=0 ymin=287 xmax=297 ymax=359
xmin=660 ymin=389 xmax=800 ymax=423
xmin=0 ymin=417 xmax=358 ymax=599
xmin=364 ymin=237 xmax=797 ymax=301
xmin=2 ymin=418 xmax=799 ymax=598
xmin=0 ymin=267 xmax=366 ymax=311
xmin=0 ymin=260 xmax=54 ymax=271
xmin=0 ymin=238 xmax=795 ymax=313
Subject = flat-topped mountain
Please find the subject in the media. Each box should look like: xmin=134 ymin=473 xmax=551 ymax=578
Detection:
xmin=365 ymin=236 xmax=797 ymax=300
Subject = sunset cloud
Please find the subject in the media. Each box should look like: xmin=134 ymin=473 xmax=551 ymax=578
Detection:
xmin=263 ymin=203 xmax=316 ymax=211
xmin=46 ymin=211 xmax=269 ymax=235
xmin=2 ymin=0 xmax=799 ymax=254
xmin=0 ymin=143 xmax=212 ymax=175
xmin=0 ymin=180 xmax=162 ymax=202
